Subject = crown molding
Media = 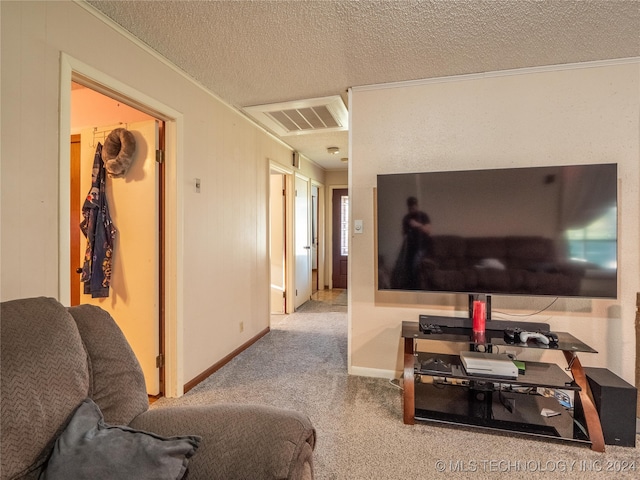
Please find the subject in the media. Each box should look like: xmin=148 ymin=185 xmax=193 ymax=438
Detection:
xmin=353 ymin=57 xmax=640 ymax=92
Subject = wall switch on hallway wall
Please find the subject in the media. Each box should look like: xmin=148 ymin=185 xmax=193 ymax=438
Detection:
xmin=354 ymin=220 xmax=363 ymax=234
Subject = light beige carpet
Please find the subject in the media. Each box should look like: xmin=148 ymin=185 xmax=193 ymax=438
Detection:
xmin=154 ymin=309 xmax=640 ymax=479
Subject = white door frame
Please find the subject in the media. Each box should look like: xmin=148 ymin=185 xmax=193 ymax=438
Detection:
xmin=269 ymin=161 xmax=295 ymax=314
xmin=58 ymin=53 xmax=185 ymax=397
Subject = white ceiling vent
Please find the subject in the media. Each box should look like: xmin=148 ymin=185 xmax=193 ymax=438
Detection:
xmin=244 ymin=95 xmax=348 ymax=136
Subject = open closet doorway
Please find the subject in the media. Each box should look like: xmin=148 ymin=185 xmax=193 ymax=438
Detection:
xmin=70 ymin=81 xmax=165 ymax=397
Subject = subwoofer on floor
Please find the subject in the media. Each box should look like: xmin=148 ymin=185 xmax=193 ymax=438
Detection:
xmin=583 ymin=367 xmax=637 ymax=447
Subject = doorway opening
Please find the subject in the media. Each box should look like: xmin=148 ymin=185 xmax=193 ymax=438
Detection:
xmin=60 ymin=53 xmax=182 ymax=397
xmin=70 ymin=81 xmax=165 ymax=397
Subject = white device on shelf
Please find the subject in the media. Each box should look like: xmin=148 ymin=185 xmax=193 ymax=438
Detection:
xmin=460 ymin=351 xmax=518 ymax=380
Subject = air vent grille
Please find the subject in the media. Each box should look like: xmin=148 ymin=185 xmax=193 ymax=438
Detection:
xmin=244 ymin=95 xmax=348 ymax=136
xmin=267 ymin=105 xmax=340 ymax=133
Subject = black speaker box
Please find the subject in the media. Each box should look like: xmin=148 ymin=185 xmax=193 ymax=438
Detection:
xmin=583 ymin=367 xmax=637 ymax=447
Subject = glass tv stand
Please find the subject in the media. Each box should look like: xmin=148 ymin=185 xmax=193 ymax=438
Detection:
xmin=401 ymin=319 xmax=605 ymax=452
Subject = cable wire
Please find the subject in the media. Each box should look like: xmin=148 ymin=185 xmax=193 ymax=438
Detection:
xmin=492 ymin=297 xmax=559 ymax=318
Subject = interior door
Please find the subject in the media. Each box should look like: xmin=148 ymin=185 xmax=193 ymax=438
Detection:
xmin=294 ymin=174 xmax=312 ymax=309
xmin=332 ymin=188 xmax=348 ymax=289
xmin=270 ymin=172 xmax=286 ymax=314
xmin=73 ymin=119 xmax=161 ymax=395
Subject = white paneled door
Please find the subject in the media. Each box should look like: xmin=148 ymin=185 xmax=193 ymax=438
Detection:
xmin=294 ymin=174 xmax=312 ymax=309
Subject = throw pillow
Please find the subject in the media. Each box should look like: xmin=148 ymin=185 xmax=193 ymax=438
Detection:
xmin=40 ymin=398 xmax=200 ymax=480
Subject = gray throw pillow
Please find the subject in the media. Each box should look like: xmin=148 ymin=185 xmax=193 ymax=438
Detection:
xmin=40 ymin=399 xmax=200 ymax=480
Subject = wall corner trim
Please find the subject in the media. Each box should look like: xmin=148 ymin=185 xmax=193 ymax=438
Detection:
xmin=352 ymin=57 xmax=640 ymax=93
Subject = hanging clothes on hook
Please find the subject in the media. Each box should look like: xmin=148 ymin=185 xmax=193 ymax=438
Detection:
xmin=80 ymin=143 xmax=117 ymax=298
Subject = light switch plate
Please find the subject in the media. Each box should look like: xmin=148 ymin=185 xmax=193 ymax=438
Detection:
xmin=354 ymin=220 xmax=363 ymax=234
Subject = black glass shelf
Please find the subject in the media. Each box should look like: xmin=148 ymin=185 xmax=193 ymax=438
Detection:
xmin=402 ymin=321 xmax=598 ymax=354
xmin=414 ymin=383 xmax=590 ymax=445
xmin=415 ymin=352 xmax=578 ymax=390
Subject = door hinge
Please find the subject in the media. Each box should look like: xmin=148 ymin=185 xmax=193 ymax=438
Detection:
xmin=283 ymin=291 xmax=286 ymax=299
xmin=155 ymin=149 xmax=165 ymax=164
xmin=156 ymin=354 xmax=165 ymax=368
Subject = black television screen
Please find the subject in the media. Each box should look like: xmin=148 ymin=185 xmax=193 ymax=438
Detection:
xmin=376 ymin=164 xmax=617 ymax=299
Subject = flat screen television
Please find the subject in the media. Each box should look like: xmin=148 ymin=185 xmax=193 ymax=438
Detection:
xmin=376 ymin=163 xmax=617 ymax=299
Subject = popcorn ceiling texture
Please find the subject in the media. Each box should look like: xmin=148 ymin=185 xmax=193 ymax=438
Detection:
xmin=86 ymin=0 xmax=639 ymax=109
xmin=85 ymin=1 xmax=639 ymax=168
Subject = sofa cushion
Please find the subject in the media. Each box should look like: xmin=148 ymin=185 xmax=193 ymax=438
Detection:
xmin=428 ymin=269 xmax=466 ymax=291
xmin=131 ymin=404 xmax=316 ymax=480
xmin=465 ymin=237 xmax=508 ymax=266
xmin=430 ymin=235 xmax=467 ymax=269
xmin=68 ymin=304 xmax=149 ymax=425
xmin=1 ymin=297 xmax=90 ymax=480
xmin=41 ymin=398 xmax=200 ymax=480
xmin=506 ymin=236 xmax=555 ymax=269
xmin=475 ymin=267 xmax=511 ymax=292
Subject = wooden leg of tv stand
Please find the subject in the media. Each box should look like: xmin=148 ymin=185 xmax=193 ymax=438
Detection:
xmin=403 ymin=337 xmax=415 ymax=425
xmin=563 ymin=351 xmax=605 ymax=452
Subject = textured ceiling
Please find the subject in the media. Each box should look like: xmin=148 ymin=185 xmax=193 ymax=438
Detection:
xmin=86 ymin=0 xmax=640 ymax=169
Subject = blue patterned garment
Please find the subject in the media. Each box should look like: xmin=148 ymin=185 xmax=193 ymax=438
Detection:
xmin=80 ymin=143 xmax=116 ymax=298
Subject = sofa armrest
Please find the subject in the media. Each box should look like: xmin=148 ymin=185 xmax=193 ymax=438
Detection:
xmin=129 ymin=404 xmax=315 ymax=480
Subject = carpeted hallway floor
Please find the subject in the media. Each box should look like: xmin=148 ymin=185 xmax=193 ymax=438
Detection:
xmin=154 ymin=300 xmax=640 ymax=479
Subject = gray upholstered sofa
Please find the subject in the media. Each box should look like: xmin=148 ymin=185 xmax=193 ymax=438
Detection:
xmin=1 ymin=297 xmax=316 ymax=480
